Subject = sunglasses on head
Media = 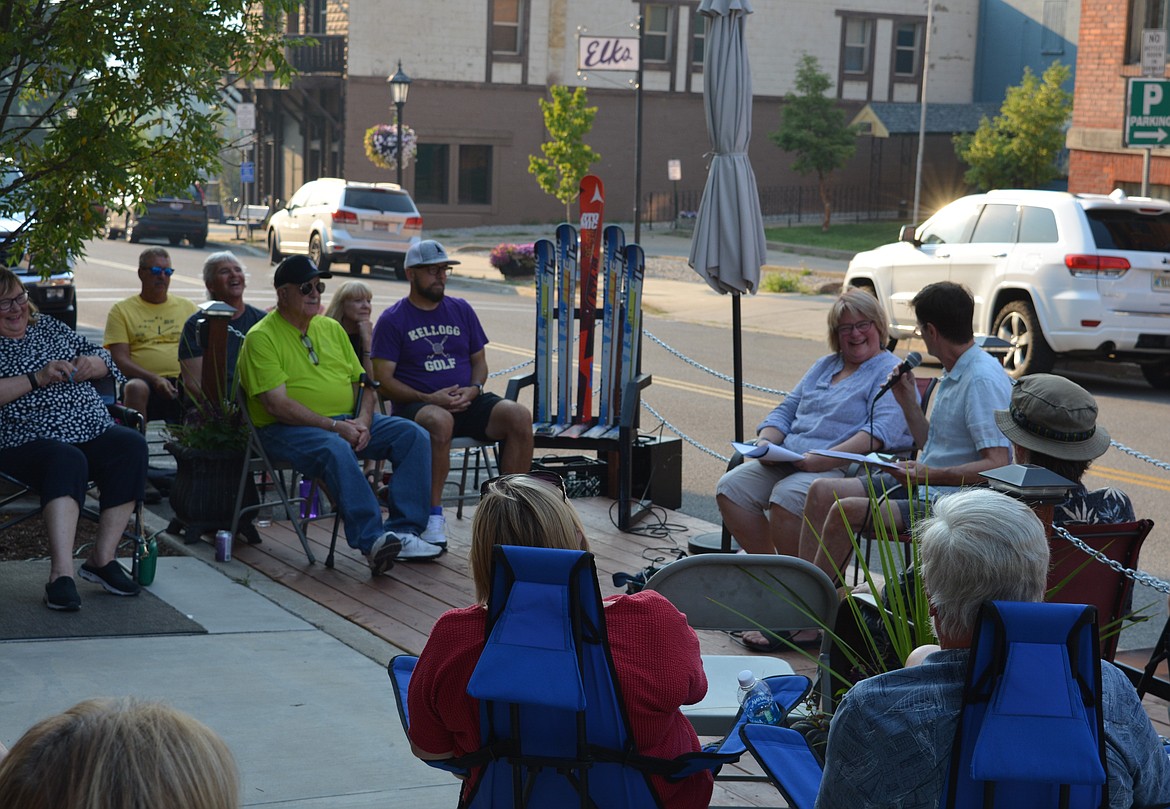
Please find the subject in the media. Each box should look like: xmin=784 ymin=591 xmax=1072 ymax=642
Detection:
xmin=298 ymin=281 xmax=326 ymax=296
xmin=149 ymin=266 xmax=174 ymax=276
xmin=480 ymin=471 xmax=567 ymax=501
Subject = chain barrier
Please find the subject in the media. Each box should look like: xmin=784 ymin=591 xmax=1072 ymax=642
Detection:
xmin=1108 ymin=440 xmax=1170 ymax=474
xmin=640 ymin=400 xmax=732 ymax=464
xmin=643 ymin=330 xmax=789 ymax=398
xmin=1052 ymin=524 xmax=1170 ymax=594
xmin=488 ymin=358 xmax=533 ymax=379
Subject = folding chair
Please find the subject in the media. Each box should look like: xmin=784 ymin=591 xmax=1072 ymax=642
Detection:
xmin=642 ymin=553 xmax=840 ymax=733
xmin=445 ymin=436 xmax=498 ymax=520
xmin=389 ymin=546 xmax=753 ymax=808
xmin=742 ymin=601 xmax=1108 ymax=809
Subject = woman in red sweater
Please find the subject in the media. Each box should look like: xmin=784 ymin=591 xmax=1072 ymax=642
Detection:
xmin=407 ymin=473 xmax=713 ymax=809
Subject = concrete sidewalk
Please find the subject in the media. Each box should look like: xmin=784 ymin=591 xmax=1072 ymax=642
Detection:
xmin=0 ymin=519 xmax=459 ymax=809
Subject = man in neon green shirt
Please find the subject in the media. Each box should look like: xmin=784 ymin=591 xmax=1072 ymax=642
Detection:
xmin=237 ymin=255 xmax=439 ymax=576
xmin=104 ymin=247 xmax=197 ymax=423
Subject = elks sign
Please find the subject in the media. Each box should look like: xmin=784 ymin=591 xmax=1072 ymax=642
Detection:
xmin=578 ymin=36 xmax=639 ymax=72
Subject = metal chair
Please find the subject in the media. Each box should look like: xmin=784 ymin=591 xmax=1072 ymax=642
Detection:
xmin=444 ymin=436 xmax=498 ymax=519
xmin=642 ymin=553 xmax=840 ymax=734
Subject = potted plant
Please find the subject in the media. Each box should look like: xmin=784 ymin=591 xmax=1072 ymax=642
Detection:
xmin=163 ymin=395 xmax=256 ymax=543
xmin=489 ymin=242 xmax=537 ymax=278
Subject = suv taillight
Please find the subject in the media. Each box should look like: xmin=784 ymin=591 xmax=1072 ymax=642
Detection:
xmin=1065 ymin=254 xmax=1130 ymax=278
xmin=332 ymin=209 xmax=358 ymax=225
xmin=405 ymin=216 xmax=423 ymax=230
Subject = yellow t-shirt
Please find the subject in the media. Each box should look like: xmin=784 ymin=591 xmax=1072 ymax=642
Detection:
xmin=103 ymin=294 xmax=198 ymax=378
xmin=237 ymin=312 xmax=360 ymax=428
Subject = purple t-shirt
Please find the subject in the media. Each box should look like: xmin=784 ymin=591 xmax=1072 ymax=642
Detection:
xmin=371 ymin=296 xmax=488 ymax=394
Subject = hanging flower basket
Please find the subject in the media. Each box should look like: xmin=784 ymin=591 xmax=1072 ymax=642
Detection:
xmin=364 ymin=123 xmax=418 ymax=172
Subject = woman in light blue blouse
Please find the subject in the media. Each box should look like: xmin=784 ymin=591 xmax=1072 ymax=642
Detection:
xmin=716 ymin=289 xmax=912 ymax=563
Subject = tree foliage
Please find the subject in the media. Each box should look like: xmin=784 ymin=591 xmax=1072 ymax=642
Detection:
xmin=770 ymin=55 xmax=859 ymax=231
xmin=528 ymin=85 xmax=600 ymax=220
xmin=954 ymin=62 xmax=1073 ymax=191
xmin=0 ymin=0 xmax=299 ymax=274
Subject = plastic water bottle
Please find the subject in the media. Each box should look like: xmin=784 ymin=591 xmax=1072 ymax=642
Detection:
xmin=737 ymin=669 xmax=781 ymax=725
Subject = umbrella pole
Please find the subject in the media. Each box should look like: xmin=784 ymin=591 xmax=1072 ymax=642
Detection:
xmin=733 ymin=293 xmax=744 ymax=443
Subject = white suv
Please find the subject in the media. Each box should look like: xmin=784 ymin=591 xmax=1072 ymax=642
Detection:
xmin=844 ymin=189 xmax=1170 ymax=388
xmin=266 ymin=178 xmax=422 ymax=279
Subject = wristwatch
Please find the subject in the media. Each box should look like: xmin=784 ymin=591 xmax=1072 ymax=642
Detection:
xmin=473 ymin=382 xmax=484 ymax=395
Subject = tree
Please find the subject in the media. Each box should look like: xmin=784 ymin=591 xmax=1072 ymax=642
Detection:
xmin=0 ymin=0 xmax=299 ymax=274
xmin=955 ymin=62 xmax=1073 ymax=191
xmin=770 ymin=54 xmax=859 ymax=232
xmin=528 ymin=85 xmax=600 ymax=220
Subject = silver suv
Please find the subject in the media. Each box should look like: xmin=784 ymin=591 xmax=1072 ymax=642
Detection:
xmin=266 ymin=178 xmax=422 ymax=279
xmin=844 ymin=189 xmax=1170 ymax=388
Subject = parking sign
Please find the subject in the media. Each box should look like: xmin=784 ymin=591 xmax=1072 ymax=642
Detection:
xmin=240 ymin=161 xmax=255 ymax=183
xmin=1125 ymin=78 xmax=1170 ymax=147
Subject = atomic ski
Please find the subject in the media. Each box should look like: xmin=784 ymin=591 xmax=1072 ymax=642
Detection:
xmin=603 ymin=242 xmax=645 ymax=441
xmin=562 ymin=175 xmax=604 ymax=438
xmin=584 ymin=225 xmax=625 ymax=439
xmin=552 ymin=222 xmax=578 ymax=435
xmin=532 ymin=238 xmax=556 ymax=432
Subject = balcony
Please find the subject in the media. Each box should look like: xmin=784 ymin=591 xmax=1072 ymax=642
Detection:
xmin=285 ymin=34 xmax=346 ymax=75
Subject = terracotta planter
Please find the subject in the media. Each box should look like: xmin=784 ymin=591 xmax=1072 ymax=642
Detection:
xmin=165 ymin=442 xmax=256 ymax=543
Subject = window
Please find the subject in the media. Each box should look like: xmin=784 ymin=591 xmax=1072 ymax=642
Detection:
xmin=893 ymin=22 xmax=921 ymax=76
xmin=415 ymin=144 xmax=449 ymax=205
xmin=970 ymin=204 xmax=1017 ymax=243
xmin=691 ymin=12 xmax=706 ymax=66
xmin=458 ymin=145 xmax=492 ymax=205
xmin=307 ymin=0 xmax=328 ymax=33
xmin=919 ymin=200 xmax=980 ymax=245
xmin=644 ymin=4 xmax=673 ymax=63
xmin=1041 ymin=0 xmax=1067 ymax=55
xmin=492 ymin=0 xmax=523 ymax=55
xmin=1018 ymin=206 xmax=1059 ymax=243
xmin=843 ymin=17 xmax=873 ymax=74
xmin=1128 ymin=0 xmax=1168 ymax=64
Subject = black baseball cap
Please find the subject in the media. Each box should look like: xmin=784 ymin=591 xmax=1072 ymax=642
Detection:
xmin=273 ymin=255 xmax=332 ymax=287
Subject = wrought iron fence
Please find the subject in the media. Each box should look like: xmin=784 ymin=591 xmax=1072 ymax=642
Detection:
xmin=643 ymin=182 xmax=914 ymax=227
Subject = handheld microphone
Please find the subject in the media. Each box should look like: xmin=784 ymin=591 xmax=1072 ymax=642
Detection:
xmin=874 ymin=352 xmax=922 ymax=400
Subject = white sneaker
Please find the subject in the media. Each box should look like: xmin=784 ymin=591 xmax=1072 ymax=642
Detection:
xmin=422 ymin=514 xmax=447 ymax=547
xmin=366 ymin=532 xmax=402 ymax=576
xmin=397 ymin=532 xmax=443 ymax=561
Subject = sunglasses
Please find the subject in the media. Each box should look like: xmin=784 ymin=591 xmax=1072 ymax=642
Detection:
xmin=300 ymin=333 xmax=319 ymax=365
xmin=298 ymin=280 xmax=326 ymax=295
xmin=480 ymin=471 xmax=567 ymax=501
xmin=149 ymin=266 xmax=174 ymax=276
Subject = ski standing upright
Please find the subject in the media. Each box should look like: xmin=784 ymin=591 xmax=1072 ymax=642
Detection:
xmin=563 ymin=175 xmax=604 ymax=438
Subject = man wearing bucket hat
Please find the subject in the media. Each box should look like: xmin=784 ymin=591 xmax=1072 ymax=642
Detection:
xmin=237 ymin=255 xmax=440 ymax=576
xmin=994 ymin=373 xmax=1133 ymax=525
xmin=372 ymin=240 xmax=534 ymax=548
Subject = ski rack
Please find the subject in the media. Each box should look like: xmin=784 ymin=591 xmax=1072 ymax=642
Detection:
xmin=506 ymin=230 xmax=653 ymax=532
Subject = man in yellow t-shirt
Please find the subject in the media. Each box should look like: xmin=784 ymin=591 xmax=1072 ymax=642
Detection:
xmin=237 ymin=255 xmax=439 ymax=577
xmin=104 ymin=247 xmax=197 ymax=422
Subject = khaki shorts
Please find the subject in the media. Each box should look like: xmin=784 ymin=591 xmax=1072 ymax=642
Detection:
xmin=716 ymin=460 xmax=849 ymax=516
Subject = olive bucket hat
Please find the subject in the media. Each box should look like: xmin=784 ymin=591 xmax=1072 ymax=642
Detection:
xmin=994 ymin=374 xmax=1111 ymax=462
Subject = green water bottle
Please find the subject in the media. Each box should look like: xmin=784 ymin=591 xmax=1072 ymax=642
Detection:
xmin=136 ymin=536 xmax=158 ymax=586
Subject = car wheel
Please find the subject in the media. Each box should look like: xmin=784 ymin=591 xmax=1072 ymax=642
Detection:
xmin=1140 ymin=361 xmax=1170 ymax=390
xmin=127 ymin=226 xmax=140 ymax=243
xmin=394 ymin=258 xmax=407 ymax=281
xmin=268 ymin=230 xmax=282 ymax=264
xmin=191 ymin=233 xmax=207 ymax=249
xmin=61 ymin=308 xmax=77 ymax=330
xmin=992 ymin=300 xmax=1055 ymax=378
xmin=168 ymin=235 xmax=181 ymax=246
xmin=309 ymin=233 xmax=331 ymax=273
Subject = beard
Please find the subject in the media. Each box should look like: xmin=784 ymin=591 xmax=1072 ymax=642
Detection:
xmin=413 ymin=277 xmax=445 ymax=303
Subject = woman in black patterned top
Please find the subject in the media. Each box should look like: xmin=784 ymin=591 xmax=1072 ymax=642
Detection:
xmin=0 ymin=267 xmax=147 ymax=611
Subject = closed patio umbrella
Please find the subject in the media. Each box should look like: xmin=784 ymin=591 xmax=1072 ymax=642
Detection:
xmin=687 ymin=0 xmax=767 ymax=443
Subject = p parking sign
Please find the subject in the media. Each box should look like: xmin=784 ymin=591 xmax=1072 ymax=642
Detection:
xmin=1126 ymin=78 xmax=1170 ymax=147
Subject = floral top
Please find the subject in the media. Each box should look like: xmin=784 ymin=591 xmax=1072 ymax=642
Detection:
xmin=0 ymin=315 xmax=126 ymax=449
xmin=1056 ymin=484 xmax=1136 ymax=526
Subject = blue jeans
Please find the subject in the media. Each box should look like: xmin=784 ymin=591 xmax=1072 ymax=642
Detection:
xmin=258 ymin=414 xmax=431 ymax=553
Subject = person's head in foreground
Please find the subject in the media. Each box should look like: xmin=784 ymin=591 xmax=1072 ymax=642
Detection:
xmin=470 ymin=472 xmax=587 ymax=603
xmin=0 ymin=697 xmax=240 ymax=809
xmin=918 ymin=487 xmax=1049 ymax=645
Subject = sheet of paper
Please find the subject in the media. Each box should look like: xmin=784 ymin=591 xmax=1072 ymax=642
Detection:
xmin=730 ymin=442 xmax=805 ymax=463
xmin=806 ymin=449 xmax=903 ymax=470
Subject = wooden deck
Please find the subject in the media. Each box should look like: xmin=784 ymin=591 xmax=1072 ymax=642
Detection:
xmin=227 ymin=497 xmax=1170 ymax=808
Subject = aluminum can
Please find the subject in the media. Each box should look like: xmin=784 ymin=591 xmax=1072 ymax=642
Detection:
xmin=215 ymin=530 xmax=233 ymax=562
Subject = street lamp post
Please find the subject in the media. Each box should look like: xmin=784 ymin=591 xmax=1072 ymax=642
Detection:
xmin=387 ymin=61 xmax=412 ymax=187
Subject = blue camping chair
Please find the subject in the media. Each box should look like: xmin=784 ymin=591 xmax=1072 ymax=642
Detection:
xmin=741 ymin=600 xmax=1108 ymax=809
xmin=389 ymin=545 xmax=814 ymax=808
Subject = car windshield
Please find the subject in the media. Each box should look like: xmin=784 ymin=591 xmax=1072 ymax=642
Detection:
xmin=1086 ymin=209 xmax=1170 ymax=252
xmin=343 ymin=188 xmax=414 ymax=213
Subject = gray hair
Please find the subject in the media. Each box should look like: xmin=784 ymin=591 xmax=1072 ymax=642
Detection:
xmin=917 ymin=488 xmax=1050 ymax=641
xmin=201 ymin=251 xmax=246 ymax=296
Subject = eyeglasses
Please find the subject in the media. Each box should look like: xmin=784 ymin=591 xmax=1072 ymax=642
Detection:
xmin=300 ymin=333 xmax=319 ymax=365
xmin=480 ymin=471 xmax=568 ymax=502
xmin=836 ymin=319 xmax=874 ymax=336
xmin=149 ymin=266 xmax=175 ymax=276
xmin=0 ymin=291 xmax=28 ymax=312
xmin=298 ymin=281 xmax=326 ymax=296
xmin=414 ymin=265 xmax=452 ymax=278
